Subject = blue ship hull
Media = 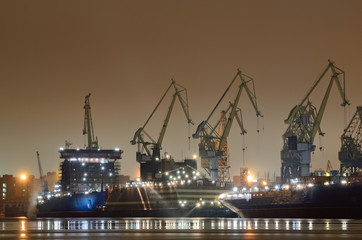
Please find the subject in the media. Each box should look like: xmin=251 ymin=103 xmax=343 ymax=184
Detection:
xmin=37 ymin=192 xmax=105 ymax=217
xmin=221 ymin=183 xmax=362 ymax=219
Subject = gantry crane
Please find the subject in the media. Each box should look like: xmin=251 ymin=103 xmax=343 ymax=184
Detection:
xmin=281 ymin=60 xmax=349 ymax=183
xmin=193 ymin=69 xmax=262 ymax=184
xmin=130 ymin=80 xmax=193 ymax=180
xmin=36 ymin=151 xmax=48 ymax=192
xmin=339 ymin=106 xmax=362 ymax=174
xmin=83 ymin=93 xmax=99 ymax=149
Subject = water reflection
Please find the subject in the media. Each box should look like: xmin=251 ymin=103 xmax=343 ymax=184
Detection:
xmin=1 ymin=218 xmax=360 ymax=233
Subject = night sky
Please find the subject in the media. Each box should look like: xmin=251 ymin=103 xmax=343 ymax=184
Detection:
xmin=1 ymin=1 xmax=361 ymax=179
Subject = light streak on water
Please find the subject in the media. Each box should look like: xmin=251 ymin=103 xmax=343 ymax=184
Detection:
xmin=1 ymin=217 xmax=362 ymax=239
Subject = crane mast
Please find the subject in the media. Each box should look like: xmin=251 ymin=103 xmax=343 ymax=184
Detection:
xmin=339 ymin=106 xmax=362 ymax=174
xmin=83 ymin=93 xmax=99 ymax=149
xmin=193 ymin=70 xmax=262 ymax=184
xmin=281 ymin=60 xmax=349 ymax=183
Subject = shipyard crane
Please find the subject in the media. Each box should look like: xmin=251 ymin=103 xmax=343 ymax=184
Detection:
xmin=326 ymin=160 xmax=333 ymax=173
xmin=192 ymin=69 xmax=262 ymax=184
xmin=36 ymin=151 xmax=48 ymax=192
xmin=83 ymin=93 xmax=99 ymax=149
xmin=281 ymin=60 xmax=349 ymax=183
xmin=339 ymin=106 xmax=362 ymax=174
xmin=130 ymin=80 xmax=193 ymax=179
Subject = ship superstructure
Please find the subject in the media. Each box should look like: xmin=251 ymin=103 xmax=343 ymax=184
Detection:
xmin=59 ymin=148 xmax=121 ymax=192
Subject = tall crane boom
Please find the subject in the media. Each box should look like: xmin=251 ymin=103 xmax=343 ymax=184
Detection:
xmin=83 ymin=93 xmax=99 ymax=149
xmin=281 ymin=60 xmax=349 ymax=183
xmin=193 ymin=69 xmax=262 ymax=184
xmin=37 ymin=151 xmax=44 ymax=179
xmin=36 ymin=151 xmax=48 ymax=192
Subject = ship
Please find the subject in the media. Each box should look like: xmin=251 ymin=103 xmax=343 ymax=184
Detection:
xmin=36 ymin=147 xmax=122 ymax=217
xmin=37 ymin=153 xmax=236 ymax=218
xmin=37 ymin=94 xmax=122 ymax=217
xmin=219 ymin=180 xmax=362 ymax=219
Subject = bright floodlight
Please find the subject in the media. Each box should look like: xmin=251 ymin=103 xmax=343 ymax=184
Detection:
xmin=20 ymin=174 xmax=27 ymax=180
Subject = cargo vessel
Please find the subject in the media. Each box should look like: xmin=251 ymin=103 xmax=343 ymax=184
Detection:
xmin=220 ymin=181 xmax=362 ymax=219
xmin=37 ymin=156 xmax=236 ymax=217
xmin=37 ymin=94 xmax=122 ymax=217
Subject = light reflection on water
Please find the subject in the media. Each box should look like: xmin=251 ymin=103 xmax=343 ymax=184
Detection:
xmin=1 ymin=218 xmax=360 ymax=232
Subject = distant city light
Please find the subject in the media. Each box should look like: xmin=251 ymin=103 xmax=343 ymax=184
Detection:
xmin=192 ymin=154 xmax=197 ymax=159
xmin=59 ymin=147 xmax=64 ymax=151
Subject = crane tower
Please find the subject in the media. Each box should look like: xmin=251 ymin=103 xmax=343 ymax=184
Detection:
xmin=281 ymin=60 xmax=349 ymax=183
xmin=193 ymin=69 xmax=262 ymax=184
xmin=83 ymin=93 xmax=99 ymax=149
xmin=339 ymin=106 xmax=362 ymax=174
xmin=130 ymin=79 xmax=193 ymax=180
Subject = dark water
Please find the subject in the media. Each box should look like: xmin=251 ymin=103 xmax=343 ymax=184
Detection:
xmin=1 ymin=217 xmax=362 ymax=239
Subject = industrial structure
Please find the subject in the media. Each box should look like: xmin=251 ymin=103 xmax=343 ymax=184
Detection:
xmin=193 ymin=69 xmax=262 ymax=185
xmin=339 ymin=106 xmax=362 ymax=174
xmin=130 ymin=80 xmax=194 ymax=181
xmin=281 ymin=60 xmax=349 ymax=183
xmin=59 ymin=94 xmax=122 ymax=192
xmin=36 ymin=151 xmax=48 ymax=192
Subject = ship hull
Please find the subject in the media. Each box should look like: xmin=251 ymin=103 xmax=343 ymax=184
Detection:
xmin=221 ymin=183 xmax=362 ymax=219
xmin=102 ymin=184 xmax=237 ymax=217
xmin=37 ymin=192 xmax=105 ymax=217
xmin=37 ymin=186 xmax=238 ymax=218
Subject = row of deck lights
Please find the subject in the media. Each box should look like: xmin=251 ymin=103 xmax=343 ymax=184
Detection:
xmin=178 ymin=199 xmax=222 ymax=208
xmin=164 ymin=169 xmax=202 ymax=185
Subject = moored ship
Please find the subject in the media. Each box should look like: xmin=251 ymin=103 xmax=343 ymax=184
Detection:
xmin=37 ymin=94 xmax=122 ymax=217
xmin=220 ymin=181 xmax=362 ymax=219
